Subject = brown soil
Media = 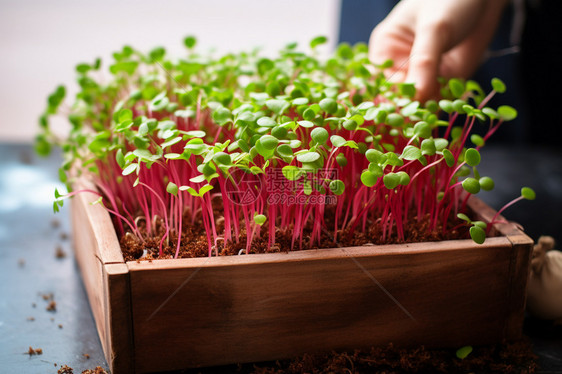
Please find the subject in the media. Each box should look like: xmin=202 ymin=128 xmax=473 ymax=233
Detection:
xmin=55 ymin=246 xmax=67 ymax=259
xmin=183 ymin=339 xmax=536 ymax=374
xmin=27 ymin=346 xmax=43 ymax=356
xmin=121 ymin=208 xmax=474 ymax=261
xmin=56 ymin=366 xmax=108 ymax=374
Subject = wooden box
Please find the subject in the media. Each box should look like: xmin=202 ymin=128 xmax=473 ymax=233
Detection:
xmin=71 ymin=189 xmax=533 ymax=373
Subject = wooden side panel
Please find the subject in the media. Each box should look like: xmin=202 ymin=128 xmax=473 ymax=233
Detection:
xmin=71 ymin=193 xmax=111 ymax=359
xmin=104 ymin=264 xmax=134 ymax=373
xmin=468 ymin=196 xmax=534 ymax=339
xmin=73 ymin=179 xmax=124 ymax=264
xmin=128 ymin=238 xmax=515 ymax=373
xmin=71 ymin=190 xmax=132 ymax=373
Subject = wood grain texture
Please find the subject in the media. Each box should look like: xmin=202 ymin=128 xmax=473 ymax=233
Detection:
xmin=73 ymin=178 xmax=124 ymax=264
xmin=128 ymin=237 xmax=516 ymax=372
xmin=71 ymin=187 xmax=132 ymax=373
xmin=104 ymin=264 xmax=134 ymax=373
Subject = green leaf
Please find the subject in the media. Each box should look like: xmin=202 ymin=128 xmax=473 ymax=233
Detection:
xmin=282 ymin=165 xmax=302 ymax=181
xmin=310 ymin=35 xmax=328 ymax=49
xmin=462 ymin=177 xmax=481 ymax=194
xmin=457 ymin=213 xmax=470 ymax=222
xmin=464 ymin=148 xmax=481 ymax=167
xmin=479 ymin=176 xmax=495 ymax=191
xmin=383 ymin=173 xmax=400 ymax=189
xmin=336 ymin=153 xmax=347 ymax=167
xmin=213 ymin=151 xmax=231 ymax=165
xmin=470 ymin=134 xmax=484 ymax=147
xmin=167 ymin=182 xmax=178 ymax=196
xmin=491 ymin=78 xmax=506 ymax=93
xmin=260 ymin=135 xmax=279 ymax=150
xmin=266 ymin=99 xmax=289 ymax=115
xmin=297 ymin=151 xmax=320 ymax=163
xmin=449 ymin=78 xmax=465 ymax=98
xmin=329 ymin=179 xmax=345 ymax=195
xmin=413 ymin=121 xmax=431 ymax=138
xmin=198 ymin=184 xmax=214 ymax=196
xmin=118 ymin=108 xmax=133 ymax=123
xmin=310 ymin=127 xmax=329 ymax=145
xmin=298 ymin=120 xmax=314 ymax=128
xmin=343 ymin=119 xmax=358 ymax=131
xmin=442 ymin=149 xmax=455 ymax=167
xmin=254 ymin=213 xmax=267 ymax=226
xmin=276 ymin=144 xmax=293 ymax=158
xmin=439 ymin=100 xmax=454 ymax=113
xmin=497 ymin=105 xmax=517 ymax=121
xmin=319 ymin=98 xmax=337 ymax=114
xmin=470 ymin=226 xmax=486 ymax=244
xmin=396 ymin=171 xmax=410 ymax=186
xmin=521 ymin=187 xmax=536 ymax=200
xmin=361 ymin=170 xmax=378 ymax=187
xmin=365 ymin=149 xmax=383 ymax=163
xmin=401 ymin=145 xmax=421 ymax=161
xmin=183 ymin=35 xmax=197 ymax=49
xmin=122 ymin=163 xmax=138 ymax=176
xmin=212 ymin=107 xmax=232 ymax=125
xmin=456 ymin=346 xmax=473 ymax=360
xmin=330 ymin=135 xmax=346 ymax=147
xmin=386 ymin=113 xmax=404 ymax=127
xmin=421 ymin=139 xmax=436 ymax=156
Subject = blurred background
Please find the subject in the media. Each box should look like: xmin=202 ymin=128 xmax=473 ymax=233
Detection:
xmin=0 ymin=0 xmax=340 ymax=141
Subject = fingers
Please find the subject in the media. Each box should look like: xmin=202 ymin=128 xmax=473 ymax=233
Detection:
xmin=405 ymin=20 xmax=450 ymax=101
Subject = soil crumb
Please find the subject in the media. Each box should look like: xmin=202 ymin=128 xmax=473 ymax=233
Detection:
xmin=81 ymin=367 xmax=108 ymax=374
xmin=27 ymin=346 xmax=43 ymax=356
xmin=18 ymin=258 xmax=25 ymax=267
xmin=47 ymin=300 xmax=57 ymax=312
xmin=83 ymin=353 xmax=90 ymax=359
xmin=27 ymin=317 xmax=35 ymax=321
xmin=51 ymin=218 xmax=61 ymax=229
xmin=59 ymin=232 xmax=69 ymax=241
xmin=55 ymin=246 xmax=67 ymax=259
xmin=57 ymin=365 xmax=73 ymax=374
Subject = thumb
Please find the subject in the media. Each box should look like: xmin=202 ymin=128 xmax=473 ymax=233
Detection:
xmin=405 ymin=22 xmax=450 ymax=101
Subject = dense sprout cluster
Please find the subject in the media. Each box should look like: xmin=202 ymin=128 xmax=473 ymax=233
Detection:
xmin=38 ymin=36 xmax=533 ymax=257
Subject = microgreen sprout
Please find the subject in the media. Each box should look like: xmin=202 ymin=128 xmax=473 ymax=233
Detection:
xmin=38 ymin=36 xmax=533 ymax=256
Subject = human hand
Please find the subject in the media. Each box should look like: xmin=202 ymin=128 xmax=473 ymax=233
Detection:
xmin=369 ymin=0 xmax=508 ymax=101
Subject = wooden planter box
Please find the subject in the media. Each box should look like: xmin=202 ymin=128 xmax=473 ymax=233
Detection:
xmin=71 ymin=187 xmax=533 ymax=373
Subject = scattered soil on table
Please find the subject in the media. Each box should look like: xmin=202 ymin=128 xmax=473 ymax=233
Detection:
xmin=46 ymin=300 xmax=57 ymax=312
xmin=83 ymin=353 xmax=90 ymax=359
xmin=59 ymin=232 xmax=69 ymax=241
xmin=18 ymin=258 xmax=25 ymax=267
xmin=55 ymin=246 xmax=67 ymax=259
xmin=56 ymin=365 xmax=108 ymax=374
xmin=27 ymin=346 xmax=43 ymax=356
xmin=121 ymin=207 xmax=477 ymax=261
xmin=51 ymin=218 xmax=61 ymax=229
xmin=57 ymin=365 xmax=73 ymax=374
xmin=27 ymin=316 xmax=34 ymax=321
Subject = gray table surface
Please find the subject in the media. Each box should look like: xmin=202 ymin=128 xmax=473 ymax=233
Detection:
xmin=0 ymin=142 xmax=561 ymax=373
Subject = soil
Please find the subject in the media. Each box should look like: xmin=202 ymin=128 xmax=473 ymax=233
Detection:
xmin=180 ymin=339 xmax=537 ymax=374
xmin=56 ymin=365 xmax=108 ymax=374
xmin=121 ymin=208 xmax=475 ymax=261
xmin=27 ymin=346 xmax=43 ymax=356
